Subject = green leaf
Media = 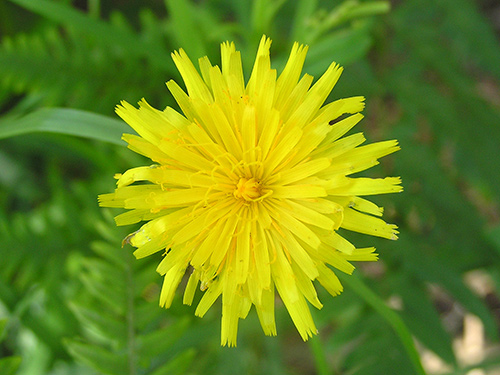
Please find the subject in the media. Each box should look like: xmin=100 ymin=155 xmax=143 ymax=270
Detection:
xmin=68 ymin=302 xmax=127 ymax=344
xmin=90 ymin=241 xmax=128 ymax=270
xmin=250 ymin=0 xmax=287 ymax=39
xmin=65 ymin=216 xmax=196 ymax=375
xmin=164 ymin=0 xmax=206 ymax=59
xmin=442 ymin=355 xmax=500 ymax=375
xmin=330 ymin=307 xmax=417 ymax=375
xmin=305 ymin=25 xmax=372 ymax=75
xmin=486 ymin=224 xmax=500 ymax=257
xmin=304 ymin=0 xmax=390 ymax=43
xmin=0 ymin=357 xmax=22 ymax=375
xmin=291 ymin=0 xmax=319 ymax=42
xmin=0 ymin=319 xmax=21 ymax=375
xmin=79 ymin=270 xmax=127 ymax=316
xmin=0 ymin=108 xmax=130 ymax=145
xmin=396 ymin=278 xmax=456 ymax=364
xmin=339 ymin=273 xmax=427 ymax=375
xmin=435 ymin=0 xmax=500 ymax=79
xmin=137 ymin=317 xmax=191 ymax=359
xmin=65 ymin=339 xmax=128 ymax=375
xmin=0 ymin=319 xmax=7 ymax=339
xmin=0 ymin=23 xmax=172 ymax=112
xmin=404 ymin=248 xmax=498 ymax=341
xmin=8 ymin=0 xmax=170 ymax=65
xmin=149 ymin=349 xmax=196 ymax=375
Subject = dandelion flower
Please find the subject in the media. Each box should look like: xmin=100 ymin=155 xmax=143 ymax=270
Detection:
xmin=99 ymin=36 xmax=402 ymax=347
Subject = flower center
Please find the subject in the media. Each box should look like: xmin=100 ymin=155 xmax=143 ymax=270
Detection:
xmin=233 ymin=177 xmax=261 ymax=201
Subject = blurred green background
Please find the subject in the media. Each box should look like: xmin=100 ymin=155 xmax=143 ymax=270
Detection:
xmin=1 ymin=0 xmax=499 ymax=374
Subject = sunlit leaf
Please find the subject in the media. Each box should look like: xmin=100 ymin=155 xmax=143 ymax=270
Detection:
xmin=0 ymin=108 xmax=129 ymax=145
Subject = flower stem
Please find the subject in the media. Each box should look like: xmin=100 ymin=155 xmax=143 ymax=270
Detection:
xmin=308 ymin=335 xmax=331 ymax=375
xmin=125 ymin=249 xmax=137 ymax=375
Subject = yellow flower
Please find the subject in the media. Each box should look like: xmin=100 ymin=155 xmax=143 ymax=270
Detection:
xmin=99 ymin=36 xmax=402 ymax=347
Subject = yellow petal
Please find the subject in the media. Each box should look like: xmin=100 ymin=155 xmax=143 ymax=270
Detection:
xmin=328 ymin=177 xmax=403 ymax=196
xmin=195 ymin=278 xmax=223 ymax=317
xmin=316 ymin=262 xmax=343 ymax=297
xmin=341 ymin=207 xmax=399 ymax=240
xmin=183 ymin=268 xmax=200 ymax=306
xmin=235 ymin=221 xmax=251 ymax=284
xmin=159 ymin=260 xmax=188 ymax=308
xmin=271 ymin=184 xmax=327 ymax=199
xmin=279 ymin=157 xmax=330 ymax=185
xmin=278 ymin=199 xmax=335 ymax=231
xmin=343 ymin=247 xmax=378 ymax=262
xmin=264 ymin=126 xmax=303 ymax=177
xmin=276 ymin=225 xmax=319 ymax=279
xmin=285 ymin=62 xmax=343 ymax=129
xmin=275 ymin=42 xmax=308 ymax=110
xmin=291 ymin=261 xmax=323 ymax=309
xmin=171 ymin=48 xmax=213 ymax=102
xmin=255 ymin=284 xmax=277 ymax=336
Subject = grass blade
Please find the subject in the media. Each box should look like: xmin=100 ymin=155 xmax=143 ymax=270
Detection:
xmin=0 ymin=108 xmax=130 ymax=145
xmin=339 ymin=273 xmax=427 ymax=375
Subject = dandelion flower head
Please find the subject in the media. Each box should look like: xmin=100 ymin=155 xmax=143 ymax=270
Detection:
xmin=99 ymin=36 xmax=402 ymax=347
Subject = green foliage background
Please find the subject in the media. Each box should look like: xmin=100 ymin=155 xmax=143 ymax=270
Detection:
xmin=1 ymin=0 xmax=499 ymax=374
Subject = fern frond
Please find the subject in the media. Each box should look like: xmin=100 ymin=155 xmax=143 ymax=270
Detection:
xmin=9 ymin=0 xmax=171 ymax=66
xmin=0 ymin=25 xmax=172 ymax=113
xmin=65 ymin=216 xmax=196 ymax=375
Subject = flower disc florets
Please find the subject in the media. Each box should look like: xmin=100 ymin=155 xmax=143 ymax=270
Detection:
xmin=234 ymin=177 xmax=265 ymax=201
xmin=99 ymin=35 xmax=402 ymax=347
